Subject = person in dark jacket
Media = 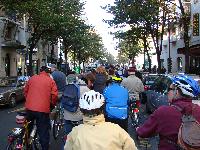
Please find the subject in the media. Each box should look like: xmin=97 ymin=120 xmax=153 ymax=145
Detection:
xmin=136 ymin=75 xmax=200 ymax=150
xmin=49 ymin=64 xmax=66 ymax=97
xmin=93 ymin=66 xmax=108 ymax=94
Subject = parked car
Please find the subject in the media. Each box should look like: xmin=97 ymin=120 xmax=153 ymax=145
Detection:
xmin=142 ymin=74 xmax=160 ymax=91
xmin=0 ymin=76 xmax=29 ymax=107
xmin=140 ymin=74 xmax=200 ymax=114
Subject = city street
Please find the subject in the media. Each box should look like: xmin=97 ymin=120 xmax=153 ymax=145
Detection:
xmin=0 ymin=102 xmax=158 ymax=150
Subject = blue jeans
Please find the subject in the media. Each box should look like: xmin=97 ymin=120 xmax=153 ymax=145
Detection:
xmin=61 ymin=120 xmax=75 ymax=150
xmin=26 ymin=110 xmax=51 ymax=150
xmin=62 ymin=120 xmax=82 ymax=150
xmin=64 ymin=120 xmax=74 ymax=135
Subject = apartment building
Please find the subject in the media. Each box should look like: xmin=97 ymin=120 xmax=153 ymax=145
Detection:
xmin=161 ymin=0 xmax=200 ymax=74
xmin=0 ymin=6 xmax=59 ymax=77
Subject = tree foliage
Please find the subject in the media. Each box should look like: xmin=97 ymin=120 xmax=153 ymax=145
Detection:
xmin=1 ymin=0 xmax=106 ymax=75
xmin=105 ymin=0 xmax=178 ymax=73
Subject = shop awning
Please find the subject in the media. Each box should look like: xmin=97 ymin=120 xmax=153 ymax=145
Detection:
xmin=1 ymin=40 xmax=26 ymax=49
xmin=177 ymin=44 xmax=200 ymax=56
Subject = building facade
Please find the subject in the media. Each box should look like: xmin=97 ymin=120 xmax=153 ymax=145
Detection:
xmin=161 ymin=0 xmax=200 ymax=74
xmin=0 ymin=6 xmax=59 ymax=77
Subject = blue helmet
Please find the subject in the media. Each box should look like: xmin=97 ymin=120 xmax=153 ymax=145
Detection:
xmin=172 ymin=75 xmax=200 ymax=97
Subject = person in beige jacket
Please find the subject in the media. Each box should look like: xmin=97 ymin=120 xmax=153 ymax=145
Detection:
xmin=64 ymin=90 xmax=137 ymax=150
xmin=121 ymin=66 xmax=144 ymax=100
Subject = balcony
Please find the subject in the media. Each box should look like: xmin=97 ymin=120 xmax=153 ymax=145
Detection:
xmin=1 ymin=18 xmax=26 ymax=49
xmin=1 ymin=40 xmax=26 ymax=49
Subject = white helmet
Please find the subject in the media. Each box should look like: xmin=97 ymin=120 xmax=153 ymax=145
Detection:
xmin=79 ymin=90 xmax=105 ymax=110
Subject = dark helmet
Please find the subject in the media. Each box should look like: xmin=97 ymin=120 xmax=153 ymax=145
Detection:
xmin=40 ymin=66 xmax=51 ymax=73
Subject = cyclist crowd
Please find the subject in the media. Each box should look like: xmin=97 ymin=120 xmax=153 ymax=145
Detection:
xmin=22 ymin=63 xmax=200 ymax=150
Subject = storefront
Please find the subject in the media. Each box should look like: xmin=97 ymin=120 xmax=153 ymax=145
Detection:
xmin=177 ymin=44 xmax=200 ymax=74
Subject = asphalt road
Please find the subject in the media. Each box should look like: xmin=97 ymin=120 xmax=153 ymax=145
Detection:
xmin=0 ymin=103 xmax=22 ymax=150
xmin=0 ymin=102 xmax=158 ymax=150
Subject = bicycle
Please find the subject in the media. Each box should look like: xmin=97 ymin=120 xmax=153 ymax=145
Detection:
xmin=6 ymin=111 xmax=41 ymax=150
xmin=51 ymin=102 xmax=64 ymax=140
xmin=129 ymin=93 xmax=141 ymax=128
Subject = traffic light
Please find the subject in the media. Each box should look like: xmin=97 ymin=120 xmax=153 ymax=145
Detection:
xmin=167 ymin=58 xmax=172 ymax=73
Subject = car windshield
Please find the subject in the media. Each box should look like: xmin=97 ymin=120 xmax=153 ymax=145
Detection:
xmin=0 ymin=78 xmax=17 ymax=87
xmin=145 ymin=75 xmax=159 ymax=85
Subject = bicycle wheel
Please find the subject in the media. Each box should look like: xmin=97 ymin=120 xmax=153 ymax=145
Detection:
xmin=52 ymin=118 xmax=60 ymax=140
xmin=130 ymin=109 xmax=139 ymax=128
xmin=31 ymin=135 xmax=42 ymax=150
xmin=52 ymin=106 xmax=64 ymax=140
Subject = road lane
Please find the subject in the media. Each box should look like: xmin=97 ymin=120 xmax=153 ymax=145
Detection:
xmin=0 ymin=103 xmax=23 ymax=149
xmin=0 ymin=102 xmax=159 ymax=150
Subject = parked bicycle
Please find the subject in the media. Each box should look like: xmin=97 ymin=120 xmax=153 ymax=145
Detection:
xmin=6 ymin=111 xmax=41 ymax=150
xmin=51 ymin=103 xmax=64 ymax=140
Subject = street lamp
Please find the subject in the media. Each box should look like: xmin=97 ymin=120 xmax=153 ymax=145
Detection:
xmin=167 ymin=15 xmax=173 ymax=73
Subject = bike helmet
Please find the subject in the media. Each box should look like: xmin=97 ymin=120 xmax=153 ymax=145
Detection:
xmin=79 ymin=90 xmax=104 ymax=110
xmin=172 ymin=75 xmax=200 ymax=97
xmin=40 ymin=66 xmax=51 ymax=73
xmin=111 ymin=76 xmax=122 ymax=83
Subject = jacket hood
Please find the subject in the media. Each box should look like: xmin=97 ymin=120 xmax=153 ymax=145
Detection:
xmin=83 ymin=114 xmax=105 ymax=125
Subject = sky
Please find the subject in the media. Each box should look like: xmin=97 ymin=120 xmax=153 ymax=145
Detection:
xmin=84 ymin=0 xmax=118 ymax=58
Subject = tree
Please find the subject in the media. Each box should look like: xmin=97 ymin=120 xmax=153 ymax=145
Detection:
xmin=117 ymin=50 xmax=129 ymax=65
xmin=104 ymin=0 xmax=173 ymax=73
xmin=1 ymin=0 xmax=87 ymax=75
xmin=68 ymin=29 xmax=105 ymax=70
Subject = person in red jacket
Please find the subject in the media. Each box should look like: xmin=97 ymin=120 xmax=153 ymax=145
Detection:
xmin=136 ymin=75 xmax=200 ymax=150
xmin=24 ymin=66 xmax=58 ymax=150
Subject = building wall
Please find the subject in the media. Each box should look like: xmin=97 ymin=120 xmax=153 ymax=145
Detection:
xmin=160 ymin=1 xmax=200 ymax=74
xmin=191 ymin=0 xmax=200 ymax=46
xmin=0 ymin=15 xmax=59 ymax=77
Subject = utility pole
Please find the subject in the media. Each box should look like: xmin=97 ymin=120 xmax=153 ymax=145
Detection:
xmin=167 ymin=15 xmax=172 ymax=73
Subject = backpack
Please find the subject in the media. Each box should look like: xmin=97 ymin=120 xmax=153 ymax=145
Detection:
xmin=172 ymin=105 xmax=200 ymax=150
xmin=61 ymin=83 xmax=80 ymax=112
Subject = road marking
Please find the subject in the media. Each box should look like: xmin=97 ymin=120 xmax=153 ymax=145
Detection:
xmin=8 ymin=107 xmax=25 ymax=114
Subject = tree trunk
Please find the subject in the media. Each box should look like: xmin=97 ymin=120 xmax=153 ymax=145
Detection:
xmin=51 ymin=44 xmax=54 ymax=63
xmin=28 ymin=47 xmax=33 ymax=76
xmin=146 ymin=50 xmax=151 ymax=73
xmin=178 ymin=0 xmax=190 ymax=73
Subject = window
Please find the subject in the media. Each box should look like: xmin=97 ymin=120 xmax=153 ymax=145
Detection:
xmin=194 ymin=0 xmax=198 ymax=4
xmin=193 ymin=13 xmax=199 ymax=36
xmin=177 ymin=57 xmax=183 ymax=72
xmin=4 ymin=26 xmax=12 ymax=40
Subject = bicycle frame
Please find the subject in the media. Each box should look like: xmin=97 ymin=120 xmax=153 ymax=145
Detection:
xmin=51 ymin=103 xmax=64 ymax=140
xmin=7 ymin=113 xmax=39 ymax=150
